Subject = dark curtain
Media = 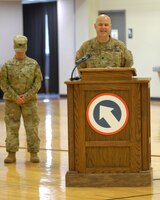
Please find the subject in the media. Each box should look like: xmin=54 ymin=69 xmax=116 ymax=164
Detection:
xmin=23 ymin=2 xmax=58 ymax=94
xmin=47 ymin=3 xmax=58 ymax=93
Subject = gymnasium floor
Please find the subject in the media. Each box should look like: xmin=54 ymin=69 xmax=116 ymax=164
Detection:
xmin=0 ymin=98 xmax=160 ymax=200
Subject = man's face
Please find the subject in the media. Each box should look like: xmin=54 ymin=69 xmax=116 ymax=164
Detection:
xmin=15 ymin=51 xmax=26 ymax=59
xmin=94 ymin=16 xmax=111 ymax=38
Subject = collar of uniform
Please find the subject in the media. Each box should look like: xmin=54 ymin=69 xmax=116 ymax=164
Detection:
xmin=13 ymin=55 xmax=27 ymax=61
xmin=94 ymin=36 xmax=113 ymax=49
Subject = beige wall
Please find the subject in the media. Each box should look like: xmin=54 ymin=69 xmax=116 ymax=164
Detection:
xmin=0 ymin=0 xmax=75 ymax=95
xmin=1 ymin=0 xmax=160 ymax=97
xmin=98 ymin=0 xmax=160 ymax=97
xmin=58 ymin=0 xmax=75 ymax=94
xmin=0 ymin=1 xmax=22 ymax=66
xmin=75 ymin=0 xmax=160 ymax=97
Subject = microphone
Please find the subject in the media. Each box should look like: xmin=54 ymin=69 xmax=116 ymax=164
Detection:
xmin=70 ymin=54 xmax=92 ymax=81
xmin=75 ymin=54 xmax=92 ymax=65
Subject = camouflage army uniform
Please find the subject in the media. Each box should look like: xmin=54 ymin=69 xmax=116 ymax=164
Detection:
xmin=0 ymin=56 xmax=42 ymax=153
xmin=76 ymin=37 xmax=133 ymax=71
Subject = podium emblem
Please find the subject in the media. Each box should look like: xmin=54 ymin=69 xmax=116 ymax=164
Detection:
xmin=86 ymin=93 xmax=129 ymax=135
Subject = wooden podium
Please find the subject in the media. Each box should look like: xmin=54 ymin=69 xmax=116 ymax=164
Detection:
xmin=65 ymin=68 xmax=152 ymax=187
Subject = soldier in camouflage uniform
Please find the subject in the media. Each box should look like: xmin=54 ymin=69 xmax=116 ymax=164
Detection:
xmin=76 ymin=14 xmax=133 ymax=73
xmin=0 ymin=35 xmax=43 ymax=163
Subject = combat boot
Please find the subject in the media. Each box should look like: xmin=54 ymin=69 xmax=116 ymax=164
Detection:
xmin=4 ymin=152 xmax=16 ymax=163
xmin=30 ymin=152 xmax=40 ymax=163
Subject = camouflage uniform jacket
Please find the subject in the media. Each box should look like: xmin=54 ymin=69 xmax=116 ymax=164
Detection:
xmin=0 ymin=56 xmax=43 ymax=102
xmin=76 ymin=37 xmax=133 ymax=71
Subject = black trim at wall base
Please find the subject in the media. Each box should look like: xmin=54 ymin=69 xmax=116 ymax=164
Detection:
xmin=60 ymin=94 xmax=67 ymax=98
xmin=151 ymin=97 xmax=160 ymax=101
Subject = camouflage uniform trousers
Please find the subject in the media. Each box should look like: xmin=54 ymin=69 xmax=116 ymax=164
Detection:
xmin=4 ymin=100 xmax=40 ymax=153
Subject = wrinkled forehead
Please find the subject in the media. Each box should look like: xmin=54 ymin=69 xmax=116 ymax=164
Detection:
xmin=96 ymin=16 xmax=111 ymax=25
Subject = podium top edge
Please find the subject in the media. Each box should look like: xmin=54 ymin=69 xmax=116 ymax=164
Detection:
xmin=79 ymin=67 xmax=137 ymax=76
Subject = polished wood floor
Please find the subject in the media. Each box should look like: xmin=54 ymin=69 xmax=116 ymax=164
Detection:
xmin=0 ymin=98 xmax=160 ymax=200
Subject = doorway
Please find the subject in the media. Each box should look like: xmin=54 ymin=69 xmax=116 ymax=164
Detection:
xmin=23 ymin=2 xmax=59 ymax=94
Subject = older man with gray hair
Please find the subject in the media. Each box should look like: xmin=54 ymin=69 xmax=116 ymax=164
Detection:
xmin=76 ymin=14 xmax=133 ymax=73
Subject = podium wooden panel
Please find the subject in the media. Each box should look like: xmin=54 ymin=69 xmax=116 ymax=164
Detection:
xmin=65 ymin=68 xmax=152 ymax=187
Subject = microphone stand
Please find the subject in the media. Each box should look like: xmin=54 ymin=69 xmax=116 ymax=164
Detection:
xmin=70 ymin=63 xmax=81 ymax=81
xmin=70 ymin=54 xmax=92 ymax=81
